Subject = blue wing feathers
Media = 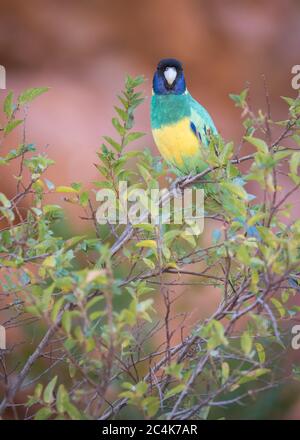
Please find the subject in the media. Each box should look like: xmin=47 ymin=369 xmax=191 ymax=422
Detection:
xmin=190 ymin=121 xmax=202 ymax=142
xmin=188 ymin=94 xmax=218 ymax=146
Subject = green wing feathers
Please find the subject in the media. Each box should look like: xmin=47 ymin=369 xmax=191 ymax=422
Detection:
xmin=189 ymin=95 xmax=218 ymax=146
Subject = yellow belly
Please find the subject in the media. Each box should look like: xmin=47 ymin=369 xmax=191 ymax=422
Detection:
xmin=152 ymin=117 xmax=200 ymax=169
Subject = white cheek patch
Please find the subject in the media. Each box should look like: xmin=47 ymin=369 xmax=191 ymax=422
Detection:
xmin=164 ymin=67 xmax=177 ymax=85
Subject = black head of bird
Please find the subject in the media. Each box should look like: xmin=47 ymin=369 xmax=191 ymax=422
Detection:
xmin=153 ymin=58 xmax=186 ymax=95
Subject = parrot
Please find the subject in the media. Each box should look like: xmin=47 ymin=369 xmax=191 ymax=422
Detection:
xmin=151 ymin=58 xmax=218 ymax=178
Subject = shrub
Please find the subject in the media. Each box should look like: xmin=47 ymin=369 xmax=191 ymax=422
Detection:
xmin=0 ymin=78 xmax=300 ymax=420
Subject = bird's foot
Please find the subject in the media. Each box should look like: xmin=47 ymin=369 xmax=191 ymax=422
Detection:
xmin=171 ymin=173 xmax=195 ymax=197
xmin=171 ymin=176 xmax=185 ymax=197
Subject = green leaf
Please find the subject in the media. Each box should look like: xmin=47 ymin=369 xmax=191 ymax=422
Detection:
xmin=270 ymin=298 xmax=285 ymax=318
xmin=124 ymin=132 xmax=145 ymax=146
xmin=64 ymin=400 xmax=83 ymax=420
xmin=248 ymin=212 xmax=265 ymax=227
xmin=143 ymin=257 xmax=155 ymax=269
xmin=103 ymin=136 xmax=122 ymax=152
xmin=43 ymin=255 xmax=56 ymax=268
xmin=204 ymin=320 xmax=229 ymax=350
xmin=290 ymin=152 xmax=300 ymax=178
xmin=62 ymin=311 xmax=71 ymax=333
xmin=79 ymin=191 xmax=89 ymax=207
xmin=219 ymin=141 xmax=234 ymax=164
xmin=114 ymin=106 xmax=128 ymax=121
xmin=71 ymin=182 xmax=83 ymax=191
xmin=121 ymin=381 xmax=135 ymax=390
xmin=132 ymin=223 xmax=155 ymax=232
xmin=221 ymin=362 xmax=230 ymax=385
xmin=165 ymin=362 xmax=184 ymax=380
xmin=236 ymin=245 xmax=251 ymax=265
xmin=142 ymin=396 xmax=160 ymax=417
xmin=281 ymin=96 xmax=296 ymax=107
xmin=64 ymin=235 xmax=86 ymax=251
xmin=136 ymin=381 xmax=148 ymax=396
xmin=255 ymin=342 xmax=266 ymax=364
xmin=0 ymin=193 xmax=11 ymax=208
xmin=34 ymin=383 xmax=43 ymax=399
xmin=126 ymin=75 xmax=145 ymax=88
xmin=165 ymin=384 xmax=185 ymax=399
xmin=137 ymin=164 xmax=152 ymax=181
xmin=43 ymin=204 xmax=64 ymax=221
xmin=229 ymin=89 xmax=248 ymax=108
xmin=51 ymin=297 xmax=65 ymax=322
xmin=221 ymin=181 xmax=248 ymax=200
xmin=281 ymin=290 xmax=290 ymax=304
xmin=238 ymin=368 xmax=270 ymax=385
xmin=163 ymin=229 xmax=181 ymax=245
xmin=86 ymin=295 xmax=104 ymax=311
xmin=56 ymin=186 xmax=78 ymax=193
xmin=43 ymin=375 xmax=57 ymax=404
xmin=136 ymin=240 xmax=157 ymax=249
xmin=3 ymin=91 xmax=14 ymax=118
xmin=56 ymin=384 xmax=67 ymax=413
xmin=273 ymin=150 xmax=291 ymax=162
xmin=292 ymin=134 xmax=300 ymax=145
xmin=68 ymin=362 xmax=76 ymax=379
xmin=34 ymin=407 xmax=52 ymax=420
xmin=180 ymin=231 xmax=196 ymax=247
xmin=244 ymin=136 xmax=269 ymax=154
xmin=89 ymin=311 xmax=104 ymax=321
xmin=18 ymin=87 xmax=49 ymax=105
xmin=112 ymin=117 xmax=125 ymax=136
xmin=4 ymin=119 xmax=23 ymax=135
xmin=241 ymin=331 xmax=253 ymax=356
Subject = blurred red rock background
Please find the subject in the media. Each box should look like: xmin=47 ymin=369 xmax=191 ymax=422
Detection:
xmin=1 ymin=0 xmax=300 ymax=419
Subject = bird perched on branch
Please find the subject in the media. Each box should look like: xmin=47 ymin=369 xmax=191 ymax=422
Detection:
xmin=151 ymin=58 xmax=218 ymax=178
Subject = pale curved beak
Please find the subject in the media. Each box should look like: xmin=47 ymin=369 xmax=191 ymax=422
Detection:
xmin=164 ymin=67 xmax=177 ymax=86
